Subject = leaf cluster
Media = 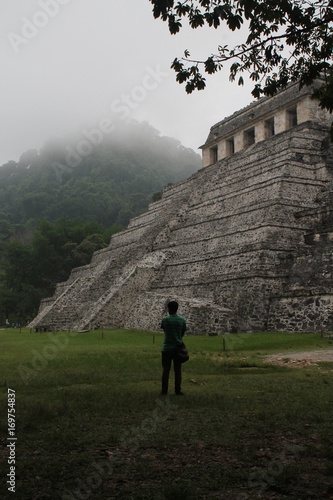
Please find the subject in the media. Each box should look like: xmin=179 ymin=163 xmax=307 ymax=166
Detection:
xmin=150 ymin=0 xmax=333 ymax=110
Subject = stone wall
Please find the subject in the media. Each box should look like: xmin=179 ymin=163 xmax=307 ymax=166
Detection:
xmin=268 ymin=295 xmax=333 ymax=332
xmin=29 ymin=88 xmax=333 ymax=334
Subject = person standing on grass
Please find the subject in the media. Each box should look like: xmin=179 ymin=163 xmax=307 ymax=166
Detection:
xmin=160 ymin=300 xmax=187 ymax=396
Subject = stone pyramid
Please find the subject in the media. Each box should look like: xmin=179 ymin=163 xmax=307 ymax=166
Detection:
xmin=29 ymin=81 xmax=333 ymax=333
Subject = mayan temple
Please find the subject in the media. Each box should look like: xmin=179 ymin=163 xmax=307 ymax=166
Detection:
xmin=30 ymin=80 xmax=333 ymax=334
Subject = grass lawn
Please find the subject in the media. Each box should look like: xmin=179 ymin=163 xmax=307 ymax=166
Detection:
xmin=0 ymin=328 xmax=333 ymax=499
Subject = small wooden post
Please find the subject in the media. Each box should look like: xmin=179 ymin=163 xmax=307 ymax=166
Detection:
xmin=223 ymin=337 xmax=226 ymax=352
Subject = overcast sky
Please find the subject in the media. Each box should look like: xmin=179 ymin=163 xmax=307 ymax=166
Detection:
xmin=0 ymin=0 xmax=254 ymax=165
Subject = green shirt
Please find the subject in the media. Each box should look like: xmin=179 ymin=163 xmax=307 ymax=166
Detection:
xmin=161 ymin=314 xmax=187 ymax=352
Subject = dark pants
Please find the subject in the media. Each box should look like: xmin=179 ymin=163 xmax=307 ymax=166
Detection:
xmin=162 ymin=350 xmax=182 ymax=394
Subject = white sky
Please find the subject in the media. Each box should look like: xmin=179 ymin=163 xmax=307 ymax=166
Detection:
xmin=0 ymin=0 xmax=254 ymax=165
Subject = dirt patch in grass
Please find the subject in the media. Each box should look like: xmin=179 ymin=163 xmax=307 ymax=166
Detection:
xmin=265 ymin=349 xmax=333 ymax=368
xmin=101 ymin=443 xmax=254 ymax=498
xmin=98 ymin=436 xmax=333 ymax=499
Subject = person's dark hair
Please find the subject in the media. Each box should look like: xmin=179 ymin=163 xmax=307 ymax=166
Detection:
xmin=167 ymin=300 xmax=178 ymax=314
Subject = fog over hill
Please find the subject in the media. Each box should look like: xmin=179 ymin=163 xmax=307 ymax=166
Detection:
xmin=0 ymin=120 xmax=201 ymax=231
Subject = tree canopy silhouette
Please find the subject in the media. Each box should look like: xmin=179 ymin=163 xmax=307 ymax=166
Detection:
xmin=150 ymin=0 xmax=333 ymax=112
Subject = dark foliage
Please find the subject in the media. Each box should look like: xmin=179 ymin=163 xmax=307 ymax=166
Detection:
xmin=150 ymin=0 xmax=333 ymax=112
xmin=0 ymin=121 xmax=200 ymax=323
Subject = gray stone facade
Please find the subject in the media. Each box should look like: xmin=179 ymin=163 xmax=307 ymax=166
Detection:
xmin=29 ymin=81 xmax=333 ymax=334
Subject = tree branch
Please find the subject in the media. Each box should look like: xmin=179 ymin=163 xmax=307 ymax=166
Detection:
xmin=181 ymin=14 xmax=333 ymax=66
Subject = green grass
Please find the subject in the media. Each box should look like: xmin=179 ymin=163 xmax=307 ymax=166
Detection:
xmin=0 ymin=329 xmax=333 ymax=499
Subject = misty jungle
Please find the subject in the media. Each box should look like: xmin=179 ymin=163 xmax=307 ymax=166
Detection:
xmin=0 ymin=121 xmax=200 ymax=325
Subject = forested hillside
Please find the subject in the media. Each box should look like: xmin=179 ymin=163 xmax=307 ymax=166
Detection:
xmin=0 ymin=121 xmax=200 ymax=324
xmin=0 ymin=121 xmax=199 ymax=230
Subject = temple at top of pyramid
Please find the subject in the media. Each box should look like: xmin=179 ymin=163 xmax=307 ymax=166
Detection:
xmin=201 ymin=79 xmax=331 ymax=167
xmin=30 ymin=80 xmax=333 ymax=334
